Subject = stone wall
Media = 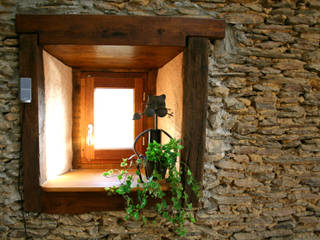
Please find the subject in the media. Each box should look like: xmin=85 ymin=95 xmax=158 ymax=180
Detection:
xmin=0 ymin=0 xmax=319 ymax=239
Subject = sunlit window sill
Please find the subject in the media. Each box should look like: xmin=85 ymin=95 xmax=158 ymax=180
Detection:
xmin=41 ymin=169 xmax=169 ymax=192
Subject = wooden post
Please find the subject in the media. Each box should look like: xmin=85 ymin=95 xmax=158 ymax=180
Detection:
xmin=19 ymin=34 xmax=45 ymax=212
xmin=182 ymin=37 xmax=209 ymax=207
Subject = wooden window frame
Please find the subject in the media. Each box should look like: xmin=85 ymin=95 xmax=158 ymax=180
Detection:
xmin=17 ymin=14 xmax=225 ymax=213
xmin=78 ymin=72 xmax=144 ymax=168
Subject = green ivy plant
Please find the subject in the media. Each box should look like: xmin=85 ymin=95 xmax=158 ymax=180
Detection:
xmin=104 ymin=138 xmax=200 ymax=236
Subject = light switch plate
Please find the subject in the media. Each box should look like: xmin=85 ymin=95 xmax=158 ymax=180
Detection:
xmin=20 ymin=77 xmax=32 ymax=103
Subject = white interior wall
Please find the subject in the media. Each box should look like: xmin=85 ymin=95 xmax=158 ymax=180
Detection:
xmin=42 ymin=50 xmax=73 ymax=181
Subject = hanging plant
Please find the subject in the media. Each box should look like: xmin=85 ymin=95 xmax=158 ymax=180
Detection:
xmin=104 ymin=138 xmax=200 ymax=236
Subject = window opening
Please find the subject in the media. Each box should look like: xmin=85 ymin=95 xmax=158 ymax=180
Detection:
xmin=79 ymin=73 xmax=144 ymax=167
xmin=94 ymin=88 xmax=134 ymax=149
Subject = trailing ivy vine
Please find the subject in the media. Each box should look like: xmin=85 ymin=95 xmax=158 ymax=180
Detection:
xmin=104 ymin=138 xmax=200 ymax=236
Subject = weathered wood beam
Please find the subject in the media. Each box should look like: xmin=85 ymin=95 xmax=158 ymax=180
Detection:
xmin=16 ymin=15 xmax=225 ymax=46
xmin=19 ymin=34 xmax=45 ymax=212
xmin=182 ymin=37 xmax=208 ymax=207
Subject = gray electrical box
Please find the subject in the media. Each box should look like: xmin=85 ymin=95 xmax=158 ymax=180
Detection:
xmin=20 ymin=77 xmax=32 ymax=103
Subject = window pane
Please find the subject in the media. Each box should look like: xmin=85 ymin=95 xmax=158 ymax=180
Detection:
xmin=94 ymin=88 xmax=134 ymax=149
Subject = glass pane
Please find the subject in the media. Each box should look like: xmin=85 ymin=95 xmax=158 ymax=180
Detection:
xmin=94 ymin=88 xmax=134 ymax=149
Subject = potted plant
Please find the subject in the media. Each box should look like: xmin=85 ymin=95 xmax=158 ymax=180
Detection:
xmin=104 ymin=138 xmax=200 ymax=236
xmin=104 ymin=94 xmax=200 ymax=236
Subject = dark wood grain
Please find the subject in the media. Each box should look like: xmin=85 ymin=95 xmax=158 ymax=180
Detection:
xmin=181 ymin=37 xmax=209 ymax=207
xmin=41 ymin=191 xmax=172 ymax=214
xmin=41 ymin=192 xmax=126 ymax=213
xmin=44 ymin=45 xmax=184 ymax=69
xmin=16 ymin=15 xmax=225 ymax=46
xmin=72 ymin=69 xmax=81 ymax=169
xmin=19 ymin=34 xmax=45 ymax=212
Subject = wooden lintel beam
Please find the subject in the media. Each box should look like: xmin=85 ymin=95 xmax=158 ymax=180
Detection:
xmin=16 ymin=15 xmax=225 ymax=46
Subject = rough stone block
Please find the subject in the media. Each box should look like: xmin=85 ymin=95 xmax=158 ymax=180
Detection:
xmin=213 ymin=195 xmax=252 ymax=205
xmin=273 ymin=59 xmax=306 ymax=70
xmin=226 ymin=13 xmax=265 ymax=24
xmin=217 ymin=169 xmax=245 ymax=179
xmin=254 ymin=96 xmax=276 ymax=110
xmin=299 ymin=216 xmax=319 ymax=225
xmin=234 ymin=232 xmax=259 ymax=240
xmin=234 ymin=177 xmax=262 ymax=188
xmin=216 ymin=159 xmax=244 ymax=170
xmin=263 ymin=208 xmax=296 ymax=217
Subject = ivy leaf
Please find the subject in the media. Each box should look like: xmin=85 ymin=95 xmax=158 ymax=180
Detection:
xmin=126 ymin=205 xmax=134 ymax=215
xmin=187 ymin=203 xmax=193 ymax=210
xmin=133 ymin=211 xmax=139 ymax=220
xmin=103 ymin=169 xmax=113 ymax=176
xmin=141 ymin=198 xmax=147 ymax=208
xmin=120 ymin=161 xmax=128 ymax=167
xmin=156 ymin=203 xmax=162 ymax=212
xmin=142 ymin=216 xmax=147 ymax=224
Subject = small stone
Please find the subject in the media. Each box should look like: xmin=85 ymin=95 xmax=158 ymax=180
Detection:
xmin=234 ymin=178 xmax=262 ymax=188
xmin=273 ymin=59 xmax=306 ymax=70
xmin=271 ymin=8 xmax=295 ymax=15
xmin=207 ymin=139 xmax=230 ymax=153
xmin=217 ymin=170 xmax=245 ymax=179
xmin=178 ymin=8 xmax=202 ymax=15
xmin=257 ymin=41 xmax=282 ymax=49
xmin=213 ymin=195 xmax=252 ymax=205
xmin=238 ymin=98 xmax=251 ymax=106
xmin=306 ymin=63 xmax=320 ymax=72
xmin=0 ymin=119 xmax=11 ymax=130
xmin=299 ymin=216 xmax=319 ymax=224
xmin=27 ymin=228 xmax=49 ymax=237
xmin=220 ymin=3 xmax=247 ymax=13
xmin=261 ymin=67 xmax=281 ymax=74
xmin=225 ymin=77 xmax=247 ymax=89
xmin=216 ymin=159 xmax=244 ymax=170
xmin=254 ymin=96 xmax=276 ymax=110
xmin=232 ymin=154 xmax=249 ymax=163
xmin=261 ymin=229 xmax=293 ymax=238
xmin=249 ymin=154 xmax=262 ymax=163
xmin=6 ymin=143 xmax=20 ymax=152
xmin=301 ymin=177 xmax=320 ymax=187
xmin=268 ymin=32 xmax=295 ymax=43
xmin=288 ymin=15 xmax=317 ymax=25
xmin=4 ymin=113 xmax=18 ymax=121
xmin=230 ymin=64 xmax=259 ymax=73
xmin=233 ymin=232 xmax=257 ymax=240
xmin=206 ymin=153 xmax=224 ymax=162
xmin=260 ymin=126 xmax=285 ymax=135
xmin=274 ymin=221 xmax=296 ymax=229
xmin=226 ymin=13 xmax=264 ymax=24
xmin=235 ymin=121 xmax=257 ymax=135
xmin=242 ymin=2 xmax=263 ymax=12
xmin=129 ymin=0 xmax=150 ymax=6
xmin=267 ymin=14 xmax=287 ymax=24
xmin=4 ymin=38 xmax=18 ymax=46
xmin=308 ymin=0 xmax=320 ymax=8
xmin=204 ymin=162 xmax=218 ymax=173
xmin=224 ymin=97 xmax=246 ymax=110
xmin=263 ymin=208 xmax=295 ymax=217
xmin=212 ymin=86 xmax=229 ymax=97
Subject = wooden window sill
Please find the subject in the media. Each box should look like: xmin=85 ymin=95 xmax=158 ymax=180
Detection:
xmin=40 ymin=169 xmax=170 ymax=213
xmin=41 ymin=168 xmax=170 ymax=192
